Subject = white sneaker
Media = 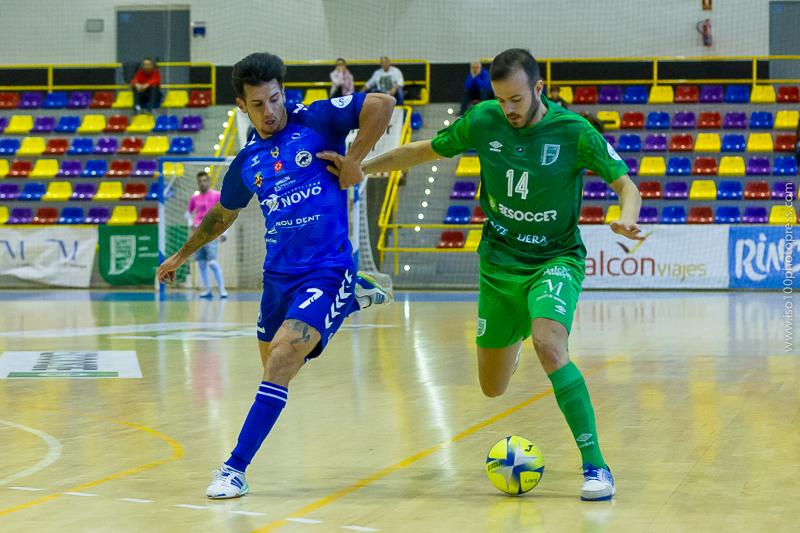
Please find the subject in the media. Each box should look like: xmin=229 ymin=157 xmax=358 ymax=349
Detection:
xmin=581 ymin=464 xmax=615 ymax=501
xmin=354 ymin=272 xmax=393 ymax=310
xmin=206 ymin=465 xmax=248 ymax=499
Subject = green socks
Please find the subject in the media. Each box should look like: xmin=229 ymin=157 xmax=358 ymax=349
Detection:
xmin=548 ymin=361 xmax=606 ymax=467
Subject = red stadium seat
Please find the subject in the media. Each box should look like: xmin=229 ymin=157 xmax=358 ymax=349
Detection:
xmin=674 ymin=85 xmax=699 ymax=103
xmin=470 ymin=206 xmax=486 ymax=224
xmin=137 ymin=206 xmax=159 ymax=224
xmin=620 ymin=112 xmax=644 ymax=129
xmin=744 ymin=180 xmax=770 ymax=199
xmin=33 ymin=207 xmax=59 ymax=224
xmin=693 ymin=157 xmax=718 ymax=176
xmin=8 ymin=160 xmax=32 ymax=177
xmin=107 ymin=159 xmax=133 ymax=177
xmin=638 ymin=181 xmax=663 ymax=199
xmin=0 ymin=92 xmax=20 ymax=109
xmin=188 ymin=90 xmax=212 ymax=108
xmin=777 ymin=86 xmax=800 ymax=103
xmin=118 ymin=137 xmax=143 ymax=154
xmin=669 ymin=134 xmax=694 ymax=152
xmin=104 ymin=115 xmax=129 ymax=133
xmin=45 ymin=138 xmax=69 ymax=155
xmin=90 ymin=91 xmax=115 ymax=109
xmin=121 ymin=182 xmax=147 ymax=200
xmin=775 ymin=134 xmax=797 ymax=152
xmin=687 ymin=207 xmax=713 ymax=224
xmin=437 ymin=231 xmax=465 ymax=248
xmin=698 ymin=112 xmax=721 ymax=129
xmin=579 ymin=206 xmax=604 ymax=224
xmin=573 ymin=87 xmax=597 ymax=104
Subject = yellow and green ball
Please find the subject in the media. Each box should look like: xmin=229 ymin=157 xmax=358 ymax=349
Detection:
xmin=485 ymin=436 xmax=545 ymax=495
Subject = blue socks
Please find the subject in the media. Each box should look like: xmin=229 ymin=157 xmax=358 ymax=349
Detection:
xmin=225 ymin=382 xmax=288 ymax=472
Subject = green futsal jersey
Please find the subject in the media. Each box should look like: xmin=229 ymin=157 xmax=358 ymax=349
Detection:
xmin=431 ymin=96 xmax=629 ymax=268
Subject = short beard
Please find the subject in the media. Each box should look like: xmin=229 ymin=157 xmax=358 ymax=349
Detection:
xmin=523 ymin=87 xmax=540 ymax=127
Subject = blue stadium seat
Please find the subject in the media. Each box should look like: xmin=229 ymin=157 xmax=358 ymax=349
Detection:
xmin=666 ymin=157 xmax=691 ymax=176
xmin=153 ymin=114 xmax=179 ymax=132
xmin=0 ymin=138 xmax=21 ymax=155
xmin=19 ymin=182 xmax=46 ymax=201
xmin=411 ymin=111 xmax=423 ymax=130
xmin=443 ymin=205 xmax=471 ymax=224
xmin=168 ymin=137 xmax=194 ymax=154
xmin=645 ymin=112 xmax=670 ymax=129
xmin=749 ymin=111 xmax=774 ymax=129
xmin=623 ymin=86 xmax=648 ymax=104
xmin=147 ymin=182 xmax=160 ymax=200
xmin=58 ymin=207 xmax=85 ymax=224
xmin=284 ymin=89 xmax=303 ymax=107
xmin=774 ymin=156 xmax=798 ymax=176
xmin=54 ymin=115 xmax=80 ymax=133
xmin=42 ymin=91 xmax=68 ymax=109
xmin=661 ymin=205 xmax=687 ymax=224
xmin=717 ymin=180 xmax=743 ymax=200
xmin=68 ymin=137 xmax=93 ymax=155
xmin=721 ymin=134 xmax=746 ymax=152
xmin=724 ymin=85 xmax=751 ymax=103
xmin=617 ymin=134 xmax=641 ymax=152
xmin=82 ymin=159 xmax=108 ymax=177
xmin=715 ymin=206 xmax=741 ymax=224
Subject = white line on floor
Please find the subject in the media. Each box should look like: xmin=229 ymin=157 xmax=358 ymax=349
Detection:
xmin=287 ymin=518 xmax=323 ymax=524
xmin=174 ymin=504 xmax=209 ymax=510
xmin=119 ymin=498 xmax=155 ymax=503
xmin=341 ymin=527 xmax=380 ymax=532
xmin=7 ymin=486 xmax=44 ymax=491
xmin=0 ymin=419 xmax=63 ymax=485
xmin=231 ymin=510 xmax=266 ymax=516
xmin=63 ymin=492 xmax=98 ymax=497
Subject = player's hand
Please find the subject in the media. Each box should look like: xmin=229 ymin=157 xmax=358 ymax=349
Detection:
xmin=317 ymin=151 xmax=364 ymax=189
xmin=156 ymin=253 xmax=185 ymax=284
xmin=610 ymin=220 xmax=646 ymax=240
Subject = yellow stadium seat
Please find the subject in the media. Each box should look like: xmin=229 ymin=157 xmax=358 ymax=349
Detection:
xmin=162 ymin=162 xmax=185 ymax=177
xmin=689 ymin=180 xmax=717 ymax=200
xmin=746 ymin=133 xmax=774 ymax=153
xmin=162 ymin=90 xmax=189 ymax=108
xmin=5 ymin=115 xmax=34 ymax=134
xmin=604 ymin=205 xmax=621 ymax=224
xmin=77 ymin=114 xmax=106 ymax=134
xmin=597 ymin=111 xmax=620 ymax=130
xmin=0 ymin=159 xmax=8 ymax=178
xmin=43 ymin=181 xmax=72 ymax=201
xmin=108 ymin=205 xmax=138 ymax=225
xmin=0 ymin=206 xmax=8 ymax=225
xmin=127 ymin=114 xmax=155 ymax=133
xmin=554 ymin=86 xmax=573 ymax=104
xmin=638 ymin=156 xmax=666 ymax=176
xmin=140 ymin=136 xmax=169 ymax=156
xmin=464 ymin=230 xmax=482 ymax=252
xmin=750 ymin=85 xmax=776 ymax=104
xmin=302 ymin=89 xmax=328 ymax=106
xmin=695 ymin=133 xmax=721 ymax=152
xmin=29 ymin=159 xmax=59 ymax=178
xmin=769 ymin=205 xmax=797 ymax=225
xmin=17 ymin=137 xmax=46 ymax=156
xmin=648 ymin=85 xmax=674 ymax=104
xmin=94 ymin=181 xmax=124 ymax=201
xmin=112 ymin=91 xmax=134 ymax=108
xmin=719 ymin=156 xmax=745 ymax=176
xmin=456 ymin=156 xmax=481 ymax=176
xmin=775 ymin=110 xmax=799 ymax=130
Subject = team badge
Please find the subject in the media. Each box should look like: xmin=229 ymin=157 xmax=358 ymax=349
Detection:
xmin=271 ymin=146 xmax=280 ymax=158
xmin=254 ymin=171 xmax=263 ymax=188
xmin=274 ymin=161 xmax=283 ymax=173
xmin=540 ymin=144 xmax=560 ymax=166
xmin=331 ymin=95 xmax=353 ymax=108
xmin=295 ymin=150 xmax=313 ymax=167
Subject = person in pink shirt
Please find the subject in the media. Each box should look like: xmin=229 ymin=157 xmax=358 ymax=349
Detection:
xmin=329 ymin=58 xmax=354 ymax=98
xmin=187 ymin=171 xmax=227 ymax=298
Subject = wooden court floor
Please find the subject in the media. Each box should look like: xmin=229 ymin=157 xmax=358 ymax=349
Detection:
xmin=0 ymin=290 xmax=796 ymax=533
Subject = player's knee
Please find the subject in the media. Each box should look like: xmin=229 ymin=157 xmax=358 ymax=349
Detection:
xmin=532 ymin=333 xmax=567 ymax=371
xmin=479 ymin=376 xmax=508 ymax=398
xmin=264 ymin=342 xmax=303 ymax=382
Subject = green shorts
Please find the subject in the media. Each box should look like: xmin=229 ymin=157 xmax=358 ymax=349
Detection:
xmin=476 ymin=256 xmax=584 ymax=348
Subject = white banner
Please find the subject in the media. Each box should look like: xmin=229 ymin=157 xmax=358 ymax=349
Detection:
xmin=0 ymin=226 xmax=97 ymax=287
xmin=580 ymin=225 xmax=730 ymax=288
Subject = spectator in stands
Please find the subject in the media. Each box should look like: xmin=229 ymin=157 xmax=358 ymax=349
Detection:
xmin=459 ymin=60 xmax=493 ymax=115
xmin=548 ymin=86 xmax=568 ymax=108
xmin=329 ymin=58 xmax=355 ymax=98
xmin=131 ymin=58 xmax=162 ymax=114
xmin=187 ymin=171 xmax=227 ymax=298
xmin=362 ymin=56 xmax=404 ymax=104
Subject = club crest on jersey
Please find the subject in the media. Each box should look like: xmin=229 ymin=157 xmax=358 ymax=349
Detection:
xmin=270 ymin=146 xmax=280 ymax=158
xmin=295 ymin=150 xmax=313 ymax=168
xmin=540 ymin=144 xmax=560 ymax=166
xmin=274 ymin=160 xmax=284 ymax=173
xmin=331 ymin=95 xmax=353 ymax=108
xmin=254 ymin=171 xmax=263 ymax=188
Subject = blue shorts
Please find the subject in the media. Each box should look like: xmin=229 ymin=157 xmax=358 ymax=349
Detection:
xmin=195 ymin=240 xmax=218 ymax=261
xmin=257 ymin=266 xmax=357 ymax=359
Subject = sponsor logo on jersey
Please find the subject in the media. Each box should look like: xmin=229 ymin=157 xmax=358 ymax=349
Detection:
xmin=270 ymin=146 xmax=280 ymax=158
xmin=331 ymin=95 xmax=354 ymax=108
xmin=254 ymin=171 xmax=263 ymax=188
xmin=543 ymin=265 xmax=573 ymax=280
xmin=606 ymin=141 xmax=622 ymax=161
xmin=295 ymin=150 xmax=313 ymax=168
xmin=274 ymin=160 xmax=284 ymax=173
xmin=489 ymin=140 xmax=503 ymax=152
xmin=260 ymin=183 xmax=323 ymax=214
xmin=497 ymin=203 xmax=558 ymax=223
xmin=274 ymin=176 xmax=293 ymax=192
xmin=540 ymin=144 xmax=560 ymax=166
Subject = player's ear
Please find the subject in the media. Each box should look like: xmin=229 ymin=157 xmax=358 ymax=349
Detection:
xmin=235 ymin=97 xmax=246 ymax=112
xmin=533 ymin=79 xmax=544 ymax=98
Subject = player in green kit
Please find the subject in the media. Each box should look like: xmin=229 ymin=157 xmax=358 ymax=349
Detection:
xmin=319 ymin=49 xmax=644 ymax=501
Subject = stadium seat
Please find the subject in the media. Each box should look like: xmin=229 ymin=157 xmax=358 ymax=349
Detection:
xmin=178 ymin=115 xmax=204 ymax=132
xmin=128 ymin=114 xmax=155 ymax=133
xmin=623 ymin=86 xmax=648 ymax=104
xmin=666 ymin=157 xmax=692 ymax=175
xmin=168 ymin=137 xmax=193 ymax=155
xmin=750 ymin=85 xmax=776 ymax=104
xmin=604 ymin=205 xmax=621 ymax=224
xmin=638 ymin=206 xmax=658 ymax=224
xmin=147 ymin=182 xmax=160 ymax=200
xmin=77 ymin=114 xmax=106 ymax=134
xmin=699 ymin=85 xmax=724 ymax=103
xmin=464 ymin=230 xmax=482 ymax=251
xmin=119 ymin=137 xmax=143 ymax=154
xmin=643 ymin=134 xmax=667 ymax=152
xmin=664 ymin=181 xmax=689 ymax=199
xmin=669 ymin=134 xmax=694 ymax=152
xmin=410 ymin=111 xmax=422 ymax=130
xmin=745 ymin=157 xmax=770 ymax=176
xmin=108 ymin=206 xmax=138 ymax=225
xmin=89 ymin=91 xmax=114 ymax=109
xmin=638 ymin=181 xmax=662 ymax=199
xmin=596 ymin=111 xmax=620 ymax=130
xmin=8 ymin=207 xmax=33 ymax=224
xmin=71 ymin=183 xmax=97 ymax=201
xmin=579 ymin=206 xmax=604 ymax=224
xmin=5 ymin=115 xmax=34 ymax=134
xmin=617 ymin=134 xmax=641 ymax=152
xmin=698 ymin=112 xmax=721 ymax=129
xmin=437 ymin=231 xmax=465 ymax=249
xmin=68 ymin=138 xmax=93 ymax=155
xmin=456 ymin=156 xmax=480 ymax=176
xmin=744 ymin=180 xmax=770 ymax=199
xmin=623 ymin=157 xmax=639 ymax=175
xmin=30 ymin=159 xmax=59 ymax=178
xmin=749 ymin=111 xmax=774 ymax=129
xmin=19 ymin=92 xmax=43 ymax=109
xmin=32 ymin=207 xmax=59 ymax=224
xmin=59 ymin=207 xmax=85 ymax=224
xmin=595 ymin=86 xmax=620 ymax=104
xmin=122 ymin=182 xmax=148 ymax=201
xmin=769 ymin=205 xmax=797 ymax=224
xmin=108 ymin=159 xmax=133 ymax=177
xmin=620 ymin=112 xmax=644 ymax=129
xmin=775 ymin=134 xmax=797 ymax=152
xmin=32 ymin=116 xmax=56 ymax=133
xmin=42 ymin=91 xmax=67 ymax=109
xmin=302 ymin=89 xmax=328 ymax=106
xmin=0 ymin=139 xmax=21 ymax=155
xmin=57 ymin=160 xmax=82 ymax=178
xmin=773 ymin=156 xmax=798 ymax=176
xmin=715 ymin=206 xmax=741 ymax=224
xmin=722 ymin=134 xmax=746 ymax=152
xmin=725 ymin=85 xmax=750 ymax=103
xmin=137 ymin=206 xmax=159 ymax=224
xmin=67 ymin=91 xmax=91 ymax=109
xmin=19 ymin=182 xmax=46 ymax=201
xmin=743 ymin=206 xmax=768 ymax=224
xmin=674 ymin=85 xmax=699 ymax=103
xmin=671 ymin=111 xmax=696 ymax=129
xmin=85 ymin=206 xmax=111 ymax=224
xmin=54 ymin=116 xmax=80 ymax=133
xmin=470 ymin=206 xmax=486 ymax=224
xmin=717 ymin=180 xmax=743 ymax=200
xmin=443 ymin=205 xmax=471 ymax=224
xmin=695 ymin=133 xmax=721 ymax=152
xmin=153 ymin=115 xmax=179 ymax=132
xmin=94 ymin=181 xmax=123 ymax=201
xmin=777 ymin=85 xmax=800 ymax=103
xmin=772 ymin=181 xmax=796 ymax=200
xmin=105 ymin=115 xmax=129 ymax=133
xmin=94 ymin=137 xmax=118 ymax=155
xmin=82 ymin=160 xmax=108 ymax=178
xmin=689 ymin=180 xmax=716 ymax=200
xmin=556 ymin=87 xmax=573 ymax=104
xmin=723 ymin=112 xmax=747 ymax=129
xmin=0 ymin=159 xmax=7 ymax=178
xmin=43 ymin=181 xmax=72 ymax=201
xmin=0 ymin=116 xmax=7 ymax=133
xmin=112 ymin=91 xmax=134 ymax=109
xmin=163 ymin=90 xmax=189 ymax=108
xmin=583 ymin=181 xmax=610 ymax=199
xmin=162 ymin=162 xmax=185 ymax=178
xmin=688 ymin=206 xmax=713 ymax=224
xmin=775 ymin=110 xmax=799 ymax=130
xmin=17 ymin=136 xmax=46 ymax=156
xmin=0 ymin=184 xmax=21 ymax=201
xmin=573 ymin=87 xmax=597 ymax=104
xmin=719 ymin=156 xmax=745 ymax=176
xmin=0 ymin=206 xmax=7 ymax=224
xmin=188 ymin=90 xmax=212 ymax=108
xmin=8 ymin=160 xmax=32 ymax=177
xmin=649 ymin=85 xmax=674 ymax=104
xmin=133 ymin=160 xmax=157 ymax=177
xmin=639 ymin=156 xmax=666 ymax=176
xmin=0 ymin=92 xmax=20 ymax=109
xmin=141 ymin=136 xmax=169 ymax=156
xmin=661 ymin=205 xmax=687 ymax=224
xmin=602 ymin=134 xmax=616 ymax=148
xmin=645 ymin=112 xmax=669 ymax=129
xmin=451 ymin=181 xmax=477 ymax=199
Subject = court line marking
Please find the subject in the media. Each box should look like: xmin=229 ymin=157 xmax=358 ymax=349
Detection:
xmin=119 ymin=498 xmax=154 ymax=504
xmin=286 ymin=518 xmax=323 ymax=524
xmin=252 ymin=358 xmax=620 ymax=532
xmin=174 ymin=504 xmax=209 ymax=510
xmin=0 ymin=413 xmax=184 ymax=517
xmin=62 ymin=492 xmax=97 ymax=497
xmin=7 ymin=487 xmax=43 ymax=492
xmin=0 ymin=419 xmax=63 ymax=486
xmin=341 ymin=526 xmax=379 ymax=532
xmin=232 ymin=510 xmax=267 ymax=517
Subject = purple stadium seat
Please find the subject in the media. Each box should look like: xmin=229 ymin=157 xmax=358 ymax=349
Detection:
xmin=772 ymin=181 xmax=796 ymax=200
xmin=85 ymin=207 xmax=111 ymax=224
xmin=0 ymin=116 xmax=7 ymax=133
xmin=723 ymin=112 xmax=747 ymax=129
xmin=664 ymin=181 xmax=689 ymax=199
xmin=133 ymin=159 xmax=157 ymax=177
xmin=623 ymin=157 xmax=638 ymax=175
xmin=598 ymin=86 xmax=623 ymax=104
xmin=699 ymin=85 xmax=724 ymax=103
xmin=745 ymin=157 xmax=770 ymax=176
xmin=671 ymin=111 xmax=696 ymax=129
xmin=67 ymin=91 xmax=91 ymax=109
xmin=742 ymin=206 xmax=768 ymax=224
xmin=94 ymin=137 xmax=118 ymax=154
xmin=603 ymin=134 xmax=616 ymax=147
xmin=0 ymin=183 xmax=21 ymax=200
xmin=638 ymin=206 xmax=659 ymax=224
xmin=71 ymin=183 xmax=97 ymax=200
xmin=178 ymin=115 xmax=203 ymax=132
xmin=9 ymin=207 xmax=33 ymax=224
xmin=18 ymin=92 xmax=43 ymax=109
xmin=715 ymin=206 xmax=741 ymax=224
xmin=57 ymin=160 xmax=82 ymax=177
xmin=450 ymin=181 xmax=477 ymax=199
xmin=643 ymin=134 xmax=668 ymax=152
xmin=583 ymin=181 xmax=609 ymax=199
xmin=32 ymin=116 xmax=56 ymax=133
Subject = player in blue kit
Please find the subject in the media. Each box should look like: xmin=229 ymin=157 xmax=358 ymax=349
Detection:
xmin=156 ymin=52 xmax=395 ymax=498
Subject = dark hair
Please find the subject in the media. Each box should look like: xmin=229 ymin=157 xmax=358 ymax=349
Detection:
xmin=196 ymin=171 xmax=209 ymax=178
xmin=232 ymin=52 xmax=286 ymax=98
xmin=490 ymin=48 xmax=542 ymax=85
xmin=336 ymin=57 xmax=346 ymax=64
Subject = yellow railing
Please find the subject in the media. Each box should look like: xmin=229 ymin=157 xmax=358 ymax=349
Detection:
xmin=0 ymin=62 xmax=216 ymax=104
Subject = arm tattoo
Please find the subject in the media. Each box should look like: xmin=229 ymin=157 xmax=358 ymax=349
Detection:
xmin=285 ymin=319 xmax=313 ymax=346
xmin=177 ymin=204 xmax=237 ymax=260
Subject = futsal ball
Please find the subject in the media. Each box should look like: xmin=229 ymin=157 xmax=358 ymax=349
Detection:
xmin=485 ymin=436 xmax=545 ymax=495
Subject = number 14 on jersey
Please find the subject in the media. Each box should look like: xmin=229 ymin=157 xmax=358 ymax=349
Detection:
xmin=506 ymin=169 xmax=529 ymax=200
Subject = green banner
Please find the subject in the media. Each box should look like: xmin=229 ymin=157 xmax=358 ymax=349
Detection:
xmin=98 ymin=225 xmax=160 ymax=285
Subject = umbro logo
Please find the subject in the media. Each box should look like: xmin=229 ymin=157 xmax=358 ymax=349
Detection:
xmin=489 ymin=141 xmax=503 ymax=152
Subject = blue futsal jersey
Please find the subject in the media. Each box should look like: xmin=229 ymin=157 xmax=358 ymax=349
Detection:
xmin=220 ymin=93 xmax=365 ymax=274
